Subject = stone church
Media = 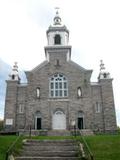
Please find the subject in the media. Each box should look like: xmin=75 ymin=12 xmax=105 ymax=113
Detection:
xmin=4 ymin=10 xmax=117 ymax=133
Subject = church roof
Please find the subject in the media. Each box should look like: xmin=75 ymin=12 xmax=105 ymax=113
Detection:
xmin=68 ymin=60 xmax=93 ymax=73
xmin=47 ymin=25 xmax=69 ymax=34
xmin=31 ymin=60 xmax=49 ymax=72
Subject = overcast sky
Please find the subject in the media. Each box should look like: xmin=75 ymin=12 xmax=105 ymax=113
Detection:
xmin=0 ymin=0 xmax=120 ymax=125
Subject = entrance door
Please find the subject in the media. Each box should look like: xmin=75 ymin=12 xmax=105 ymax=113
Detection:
xmin=35 ymin=111 xmax=42 ymax=130
xmin=78 ymin=111 xmax=84 ymax=129
xmin=52 ymin=111 xmax=66 ymax=130
xmin=37 ymin=117 xmax=41 ymax=130
xmin=78 ymin=117 xmax=83 ymax=129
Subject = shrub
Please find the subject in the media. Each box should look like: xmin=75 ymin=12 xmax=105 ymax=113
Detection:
xmin=0 ymin=119 xmax=3 ymax=131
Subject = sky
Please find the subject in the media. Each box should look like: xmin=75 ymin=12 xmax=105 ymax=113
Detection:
xmin=0 ymin=0 xmax=120 ymax=125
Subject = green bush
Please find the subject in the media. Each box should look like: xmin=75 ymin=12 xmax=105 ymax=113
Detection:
xmin=117 ymin=126 xmax=120 ymax=134
xmin=0 ymin=119 xmax=3 ymax=131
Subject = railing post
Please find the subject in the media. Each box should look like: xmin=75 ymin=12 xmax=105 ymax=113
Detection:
xmin=91 ymin=155 xmax=94 ymax=160
xmin=29 ymin=125 xmax=31 ymax=138
xmin=79 ymin=130 xmax=94 ymax=160
xmin=74 ymin=125 xmax=76 ymax=137
xmin=5 ymin=152 xmax=8 ymax=160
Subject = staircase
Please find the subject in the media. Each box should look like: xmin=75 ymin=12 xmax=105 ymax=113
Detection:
xmin=80 ymin=129 xmax=94 ymax=136
xmin=15 ymin=139 xmax=80 ymax=160
xmin=47 ymin=130 xmax=71 ymax=136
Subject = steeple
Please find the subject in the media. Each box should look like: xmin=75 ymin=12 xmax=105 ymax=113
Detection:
xmin=46 ymin=8 xmax=69 ymax=46
xmin=54 ymin=8 xmax=62 ymax=25
xmin=98 ymin=60 xmax=110 ymax=80
xmin=9 ymin=62 xmax=20 ymax=81
xmin=44 ymin=9 xmax=71 ymax=62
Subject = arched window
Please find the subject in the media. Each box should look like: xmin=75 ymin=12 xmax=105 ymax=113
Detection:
xmin=18 ymin=104 xmax=24 ymax=113
xmin=54 ymin=34 xmax=61 ymax=45
xmin=49 ymin=73 xmax=68 ymax=98
xmin=36 ymin=87 xmax=40 ymax=98
xmin=95 ymin=102 xmax=101 ymax=113
xmin=77 ymin=87 xmax=82 ymax=97
xmin=12 ymin=75 xmax=15 ymax=80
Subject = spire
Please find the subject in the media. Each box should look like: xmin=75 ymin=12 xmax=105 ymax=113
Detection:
xmin=13 ymin=62 xmax=18 ymax=72
xmin=45 ymin=8 xmax=71 ymax=61
xmin=100 ymin=60 xmax=105 ymax=72
xmin=98 ymin=60 xmax=110 ymax=80
xmin=9 ymin=62 xmax=20 ymax=81
xmin=46 ymin=8 xmax=69 ymax=47
xmin=53 ymin=7 xmax=61 ymax=25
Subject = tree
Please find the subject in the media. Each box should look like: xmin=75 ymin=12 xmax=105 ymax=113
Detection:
xmin=0 ymin=119 xmax=3 ymax=131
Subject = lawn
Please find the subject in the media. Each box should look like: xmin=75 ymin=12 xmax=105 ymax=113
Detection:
xmin=0 ymin=135 xmax=73 ymax=160
xmin=84 ymin=135 xmax=120 ymax=160
xmin=0 ymin=135 xmax=120 ymax=160
xmin=0 ymin=135 xmax=18 ymax=160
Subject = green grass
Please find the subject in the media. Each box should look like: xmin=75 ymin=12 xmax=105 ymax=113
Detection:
xmin=84 ymin=135 xmax=120 ymax=160
xmin=0 ymin=135 xmax=120 ymax=160
xmin=0 ymin=135 xmax=18 ymax=160
xmin=28 ymin=135 xmax=73 ymax=140
xmin=0 ymin=135 xmax=73 ymax=160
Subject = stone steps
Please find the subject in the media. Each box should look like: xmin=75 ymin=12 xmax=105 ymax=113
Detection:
xmin=80 ymin=129 xmax=94 ymax=136
xmin=47 ymin=130 xmax=71 ymax=136
xmin=20 ymin=151 xmax=77 ymax=157
xmin=24 ymin=139 xmax=76 ymax=146
xmin=15 ymin=139 xmax=80 ymax=160
xmin=23 ymin=145 xmax=77 ymax=151
xmin=16 ymin=157 xmax=78 ymax=160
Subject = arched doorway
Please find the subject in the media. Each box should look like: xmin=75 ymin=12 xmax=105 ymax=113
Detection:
xmin=35 ymin=111 xmax=42 ymax=130
xmin=77 ymin=111 xmax=84 ymax=129
xmin=52 ymin=110 xmax=66 ymax=130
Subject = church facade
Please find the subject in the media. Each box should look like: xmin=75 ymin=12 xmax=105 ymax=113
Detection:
xmin=4 ymin=11 xmax=117 ymax=133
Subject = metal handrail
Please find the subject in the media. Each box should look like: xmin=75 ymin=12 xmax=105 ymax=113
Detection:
xmin=5 ymin=134 xmax=22 ymax=160
xmin=79 ymin=131 xmax=94 ymax=160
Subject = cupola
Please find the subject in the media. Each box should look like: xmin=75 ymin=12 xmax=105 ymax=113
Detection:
xmin=46 ymin=9 xmax=69 ymax=46
xmin=98 ymin=60 xmax=110 ymax=80
xmin=44 ymin=9 xmax=72 ymax=62
xmin=54 ymin=10 xmax=62 ymax=25
xmin=9 ymin=62 xmax=20 ymax=81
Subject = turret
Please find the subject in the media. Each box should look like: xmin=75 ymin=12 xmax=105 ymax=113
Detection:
xmin=4 ymin=62 xmax=20 ymax=131
xmin=98 ymin=60 xmax=117 ymax=133
xmin=46 ymin=10 xmax=69 ymax=46
xmin=44 ymin=9 xmax=71 ymax=62
xmin=9 ymin=62 xmax=20 ymax=81
xmin=98 ymin=60 xmax=110 ymax=80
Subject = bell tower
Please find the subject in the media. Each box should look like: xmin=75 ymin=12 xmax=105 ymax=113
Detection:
xmin=98 ymin=60 xmax=117 ymax=132
xmin=98 ymin=60 xmax=110 ymax=80
xmin=44 ymin=9 xmax=71 ymax=62
xmin=46 ymin=9 xmax=69 ymax=46
xmin=4 ymin=62 xmax=20 ymax=131
xmin=9 ymin=62 xmax=20 ymax=81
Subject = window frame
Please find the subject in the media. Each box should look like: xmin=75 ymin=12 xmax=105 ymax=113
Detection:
xmin=49 ymin=73 xmax=68 ymax=98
